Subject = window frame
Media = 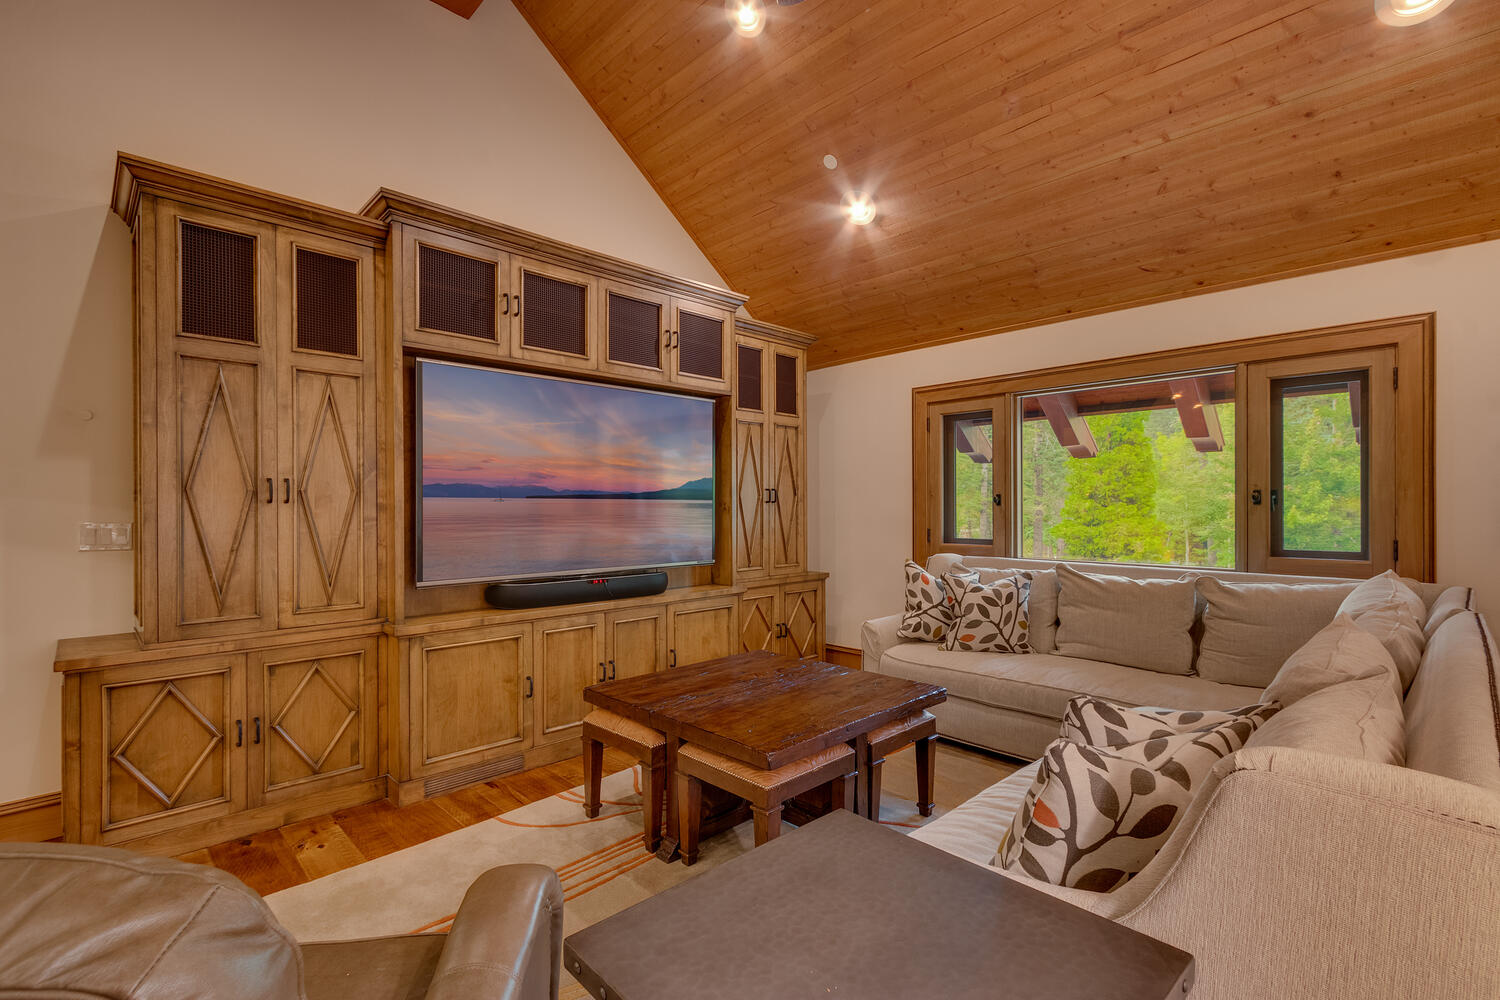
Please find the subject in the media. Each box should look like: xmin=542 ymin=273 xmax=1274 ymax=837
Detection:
xmin=911 ymin=314 xmax=1434 ymax=581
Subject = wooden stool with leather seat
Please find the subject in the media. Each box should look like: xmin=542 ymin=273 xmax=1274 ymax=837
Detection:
xmin=675 ymin=742 xmax=857 ymax=865
xmin=865 ymin=710 xmax=938 ymax=819
xmin=582 ymin=709 xmax=667 ymax=852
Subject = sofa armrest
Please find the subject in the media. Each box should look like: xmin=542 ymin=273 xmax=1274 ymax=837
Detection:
xmin=860 ymin=614 xmax=905 ymax=673
xmin=1018 ymin=747 xmax=1500 ymax=1000
xmin=426 ymin=864 xmax=563 ymax=1000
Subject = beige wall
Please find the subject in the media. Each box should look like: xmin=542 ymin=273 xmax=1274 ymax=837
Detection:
xmin=0 ymin=0 xmax=724 ymax=804
xmin=808 ymin=239 xmax=1500 ymax=649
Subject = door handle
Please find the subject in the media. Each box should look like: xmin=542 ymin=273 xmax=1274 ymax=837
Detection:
xmin=608 ymin=659 xmax=616 ymax=681
xmin=1270 ymin=488 xmax=1280 ymax=512
xmin=1250 ymin=489 xmax=1262 ymax=506
xmin=765 ymin=488 xmax=773 ymax=504
xmin=253 ymin=717 xmax=262 ymax=745
xmin=525 ymin=675 xmax=534 ymax=698
xmin=513 ymin=295 xmax=520 ymax=319
xmin=235 ymin=719 xmax=243 ymax=748
xmin=282 ymin=478 xmax=292 ymax=504
xmin=769 ymin=488 xmax=779 ymax=504
xmin=501 ymin=291 xmax=510 ymax=316
xmin=669 ymin=648 xmax=677 ymax=669
xmin=266 ymin=478 xmax=274 ymax=504
xmin=598 ymin=661 xmax=606 ymax=683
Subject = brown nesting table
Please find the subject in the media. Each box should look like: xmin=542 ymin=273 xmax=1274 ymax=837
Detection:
xmin=565 ymin=808 xmax=1195 ymax=1000
xmin=583 ymin=650 xmax=945 ymax=860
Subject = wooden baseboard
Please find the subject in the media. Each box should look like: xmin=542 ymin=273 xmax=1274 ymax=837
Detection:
xmin=0 ymin=792 xmax=63 ymax=842
xmin=824 ymin=644 xmax=862 ymax=670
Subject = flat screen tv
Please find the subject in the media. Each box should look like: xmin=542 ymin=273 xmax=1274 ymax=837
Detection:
xmin=415 ymin=359 xmax=716 ymax=586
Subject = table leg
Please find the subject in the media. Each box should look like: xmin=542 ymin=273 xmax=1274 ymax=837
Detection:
xmin=582 ymin=735 xmax=604 ymax=819
xmin=656 ymin=736 xmax=682 ymax=862
xmin=853 ymin=732 xmax=871 ymax=819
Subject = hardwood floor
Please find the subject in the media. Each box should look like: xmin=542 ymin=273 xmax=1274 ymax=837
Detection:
xmin=184 ymin=741 xmax=1019 ymax=896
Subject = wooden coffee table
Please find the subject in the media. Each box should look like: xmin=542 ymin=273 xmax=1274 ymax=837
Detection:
xmin=584 ymin=650 xmax=945 ymax=860
xmin=565 ymin=808 xmax=1195 ymax=999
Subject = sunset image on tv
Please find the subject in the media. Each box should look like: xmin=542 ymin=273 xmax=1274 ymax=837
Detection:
xmin=416 ymin=361 xmax=716 ymax=584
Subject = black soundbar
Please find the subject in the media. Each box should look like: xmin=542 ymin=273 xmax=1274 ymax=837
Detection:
xmin=484 ymin=571 xmax=669 ymax=610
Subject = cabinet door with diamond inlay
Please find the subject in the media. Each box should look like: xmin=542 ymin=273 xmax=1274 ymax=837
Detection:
xmin=738 ymin=587 xmax=780 ymax=655
xmin=782 ymin=581 xmax=824 ymax=660
xmin=770 ymin=423 xmax=805 ymax=573
xmin=734 ymin=419 xmax=768 ymax=579
xmin=81 ymin=656 xmax=245 ymax=845
xmin=163 ymin=351 xmax=278 ymax=639
xmin=248 ymin=637 xmax=379 ymax=804
xmin=277 ymin=231 xmax=378 ymax=627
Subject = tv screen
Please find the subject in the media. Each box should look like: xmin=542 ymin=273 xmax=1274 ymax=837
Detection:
xmin=415 ymin=360 xmax=716 ymax=585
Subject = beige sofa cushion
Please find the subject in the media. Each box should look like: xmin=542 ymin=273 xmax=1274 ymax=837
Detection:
xmin=1337 ymin=571 xmax=1427 ymax=691
xmin=1054 ymin=564 xmax=1196 ymax=675
xmin=1339 ymin=569 xmax=1426 ymax=620
xmin=877 ymin=642 xmax=1262 ymax=722
xmin=1422 ymin=585 xmax=1474 ymax=642
xmin=1245 ymin=672 xmax=1406 ymax=765
xmin=1262 ymin=614 xmax=1400 ymax=708
xmin=1404 ymin=611 xmax=1500 ymax=794
xmin=1193 ymin=577 xmax=1354 ymax=688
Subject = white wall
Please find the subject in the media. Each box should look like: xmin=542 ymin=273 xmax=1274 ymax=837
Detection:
xmin=809 ymin=240 xmax=1500 ymax=649
xmin=0 ymin=0 xmax=725 ymax=804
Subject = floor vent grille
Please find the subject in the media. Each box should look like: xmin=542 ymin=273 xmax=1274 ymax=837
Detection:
xmin=424 ymin=754 xmax=524 ymax=797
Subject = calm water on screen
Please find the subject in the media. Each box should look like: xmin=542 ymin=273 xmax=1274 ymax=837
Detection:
xmin=420 ymin=497 xmax=714 ymax=582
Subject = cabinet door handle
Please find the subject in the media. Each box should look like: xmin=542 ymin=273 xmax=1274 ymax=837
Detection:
xmin=502 ymin=291 xmax=511 ymax=316
xmin=282 ymin=478 xmax=292 ymax=504
xmin=235 ymin=719 xmax=243 ymax=748
xmin=769 ymin=488 xmax=779 ymax=504
xmin=253 ymin=717 xmax=262 ymax=745
xmin=598 ymin=661 xmax=606 ymax=683
xmin=608 ymin=659 xmax=616 ymax=681
xmin=266 ymin=478 xmax=274 ymax=504
xmin=764 ymin=488 xmax=773 ymax=504
xmin=513 ymin=295 xmax=521 ymax=319
xmin=525 ymin=675 xmax=534 ymax=698
xmin=669 ymin=648 xmax=677 ymax=669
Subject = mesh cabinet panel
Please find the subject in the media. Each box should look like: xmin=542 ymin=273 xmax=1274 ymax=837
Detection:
xmin=418 ymin=244 xmax=496 ymax=340
xmin=180 ymin=222 xmax=256 ymax=342
xmin=607 ymin=292 xmax=662 ymax=369
xmin=295 ymin=248 xmax=359 ymax=356
xmin=775 ymin=353 xmax=798 ymax=416
xmin=737 ymin=343 xmax=763 ymax=412
xmin=521 ymin=271 xmax=587 ymax=356
xmin=677 ymin=310 xmax=724 ymax=380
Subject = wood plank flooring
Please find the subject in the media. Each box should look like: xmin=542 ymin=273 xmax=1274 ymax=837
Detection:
xmin=184 ymin=742 xmax=1019 ymax=896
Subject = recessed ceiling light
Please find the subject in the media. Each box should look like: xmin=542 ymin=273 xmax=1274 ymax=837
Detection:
xmin=823 ymin=154 xmax=838 ymax=170
xmin=1374 ymin=0 xmax=1455 ymax=25
xmin=843 ymin=191 xmax=877 ymax=226
xmin=727 ymin=0 xmax=766 ymax=37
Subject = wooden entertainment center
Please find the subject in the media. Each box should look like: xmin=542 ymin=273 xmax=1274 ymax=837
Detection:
xmin=53 ymin=155 xmax=825 ymax=854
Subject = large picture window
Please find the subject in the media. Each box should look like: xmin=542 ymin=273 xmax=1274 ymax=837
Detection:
xmin=913 ymin=316 xmax=1432 ymax=580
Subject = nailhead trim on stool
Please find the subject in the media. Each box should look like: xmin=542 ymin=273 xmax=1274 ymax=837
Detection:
xmin=583 ymin=708 xmax=666 ymax=748
xmin=677 ymin=742 xmax=854 ymax=790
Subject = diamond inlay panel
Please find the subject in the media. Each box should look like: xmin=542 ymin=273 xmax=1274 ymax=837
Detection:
xmin=178 ymin=357 xmax=260 ymax=624
xmin=294 ymin=371 xmax=362 ymax=612
xmin=735 ymin=422 xmax=764 ymax=573
xmin=268 ymin=657 xmax=360 ymax=786
xmin=105 ymin=672 xmax=229 ymax=827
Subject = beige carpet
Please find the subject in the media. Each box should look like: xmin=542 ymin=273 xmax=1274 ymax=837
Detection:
xmin=266 ymin=766 xmax=944 ymax=998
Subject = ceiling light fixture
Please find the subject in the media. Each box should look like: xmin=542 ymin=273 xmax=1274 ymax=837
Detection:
xmin=727 ymin=0 xmax=766 ymax=37
xmin=843 ymin=191 xmax=877 ymax=226
xmin=1374 ymin=0 xmax=1455 ymax=25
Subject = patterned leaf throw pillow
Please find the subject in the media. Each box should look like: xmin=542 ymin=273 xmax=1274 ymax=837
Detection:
xmin=993 ymin=716 xmax=1268 ymax=892
xmin=943 ymin=575 xmax=1033 ymax=653
xmin=1060 ymin=696 xmax=1280 ymax=749
xmin=897 ymin=561 xmax=978 ymax=642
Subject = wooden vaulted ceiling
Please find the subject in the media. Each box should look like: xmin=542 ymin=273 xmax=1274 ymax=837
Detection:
xmin=511 ymin=1 xmax=1500 ymax=369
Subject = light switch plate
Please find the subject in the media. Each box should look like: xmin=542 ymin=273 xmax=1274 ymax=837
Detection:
xmin=79 ymin=522 xmax=132 ymax=551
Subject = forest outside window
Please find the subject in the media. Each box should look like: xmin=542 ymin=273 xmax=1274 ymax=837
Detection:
xmin=913 ymin=315 xmax=1433 ymax=581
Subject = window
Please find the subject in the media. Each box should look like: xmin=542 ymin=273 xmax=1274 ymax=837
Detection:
xmin=913 ymin=316 xmax=1432 ymax=581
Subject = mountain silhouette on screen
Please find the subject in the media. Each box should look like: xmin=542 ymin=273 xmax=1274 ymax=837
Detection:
xmin=422 ymin=477 xmax=712 ymax=501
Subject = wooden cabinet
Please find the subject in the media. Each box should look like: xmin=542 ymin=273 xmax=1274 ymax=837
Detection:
xmin=142 ymin=196 xmax=379 ymax=643
xmin=599 ymin=281 xmax=671 ymax=383
xmin=248 ymin=637 xmax=379 ymax=804
xmin=400 ymin=225 xmax=510 ymax=359
xmin=535 ymin=614 xmax=607 ymax=744
xmin=410 ymin=623 xmax=532 ymax=777
xmin=511 ymin=258 xmax=597 ymax=371
xmin=738 ymin=576 xmax=825 ymax=661
xmin=733 ymin=322 xmax=811 ymax=581
xmin=606 ymin=607 xmax=667 ymax=681
xmin=668 ymin=596 xmax=738 ymax=669
xmin=669 ymin=300 xmax=733 ymax=394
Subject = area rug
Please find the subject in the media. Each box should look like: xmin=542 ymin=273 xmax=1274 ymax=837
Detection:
xmin=266 ymin=766 xmax=944 ymax=998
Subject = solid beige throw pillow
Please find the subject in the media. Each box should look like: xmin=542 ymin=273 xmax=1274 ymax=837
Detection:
xmin=1054 ymin=565 xmax=1196 ymax=674
xmin=1336 ymin=571 xmax=1427 ymax=692
xmin=1244 ymin=671 xmax=1405 ymax=765
xmin=993 ymin=713 xmax=1268 ymax=891
xmin=1262 ymin=614 xmax=1400 ymax=707
xmin=1193 ymin=577 xmax=1355 ymax=688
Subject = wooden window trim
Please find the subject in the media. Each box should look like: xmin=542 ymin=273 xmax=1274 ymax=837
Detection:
xmin=912 ymin=314 xmax=1434 ymax=580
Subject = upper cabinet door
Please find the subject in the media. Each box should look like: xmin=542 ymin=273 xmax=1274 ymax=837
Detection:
xmin=670 ymin=300 xmax=732 ymax=394
xmin=770 ymin=347 xmax=805 ymax=426
xmin=401 ymin=225 xmax=511 ymax=361
xmin=510 ymin=258 xmax=597 ymax=371
xmin=155 ymin=203 xmax=279 ymax=642
xmin=598 ymin=280 xmax=670 ymax=383
xmin=276 ymin=229 xmax=379 ymax=628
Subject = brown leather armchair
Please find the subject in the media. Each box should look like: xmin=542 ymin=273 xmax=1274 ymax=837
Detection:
xmin=0 ymin=842 xmax=563 ymax=1000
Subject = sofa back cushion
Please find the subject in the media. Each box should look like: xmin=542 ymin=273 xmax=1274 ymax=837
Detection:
xmin=1193 ymin=577 xmax=1355 ymax=688
xmin=1054 ymin=564 xmax=1196 ymax=675
xmin=1245 ymin=672 xmax=1406 ymax=765
xmin=1261 ymin=614 xmax=1399 ymax=707
xmin=1337 ymin=571 xmax=1428 ymax=691
xmin=1403 ymin=611 xmax=1500 ymax=794
xmin=1422 ymin=586 xmax=1475 ymax=641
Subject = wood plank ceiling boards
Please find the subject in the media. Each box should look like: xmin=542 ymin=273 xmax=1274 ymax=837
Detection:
xmin=511 ymin=0 xmax=1500 ymax=368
